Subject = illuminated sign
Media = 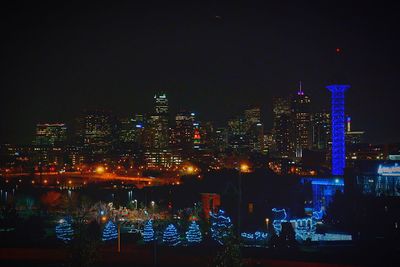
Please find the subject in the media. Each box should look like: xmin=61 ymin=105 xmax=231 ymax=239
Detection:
xmin=377 ymin=163 xmax=400 ymax=176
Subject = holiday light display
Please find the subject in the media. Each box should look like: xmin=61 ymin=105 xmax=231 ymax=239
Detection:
xmin=272 ymin=208 xmax=318 ymax=240
xmin=210 ymin=210 xmax=233 ymax=245
xmin=55 ymin=218 xmax=73 ymax=242
xmin=102 ymin=220 xmax=118 ymax=241
xmin=186 ymin=221 xmax=202 ymax=244
xmin=271 ymin=208 xmax=287 ymax=234
xmin=162 ymin=224 xmax=180 ymax=246
xmin=240 ymin=231 xmax=268 ymax=241
xmin=143 ymin=220 xmax=155 ymax=242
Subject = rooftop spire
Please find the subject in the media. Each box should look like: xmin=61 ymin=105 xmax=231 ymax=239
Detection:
xmin=297 ymin=81 xmax=304 ymax=95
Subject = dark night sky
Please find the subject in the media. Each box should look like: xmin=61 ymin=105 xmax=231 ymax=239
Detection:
xmin=1 ymin=1 xmax=400 ymax=144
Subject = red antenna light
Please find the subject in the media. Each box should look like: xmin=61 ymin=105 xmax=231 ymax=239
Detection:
xmin=336 ymin=48 xmax=341 ymax=53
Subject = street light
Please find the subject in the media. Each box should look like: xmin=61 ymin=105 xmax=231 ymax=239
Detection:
xmin=237 ymin=163 xmax=249 ymax=237
xmin=237 ymin=163 xmax=251 ymax=236
xmin=240 ymin=163 xmax=249 ymax=173
xmin=265 ymin=218 xmax=270 ymax=231
xmin=96 ymin=166 xmax=105 ymax=174
xmin=187 ymin=166 xmax=194 ymax=173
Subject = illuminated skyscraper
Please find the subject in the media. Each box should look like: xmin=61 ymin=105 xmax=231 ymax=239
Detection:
xmin=244 ymin=107 xmax=264 ymax=153
xmin=172 ymin=111 xmax=195 ymax=158
xmin=326 ymin=85 xmax=350 ymax=176
xmin=117 ymin=114 xmax=145 ymax=155
xmin=272 ymin=97 xmax=295 ymax=158
xmin=244 ymin=107 xmax=261 ymax=125
xmin=154 ymin=92 xmax=168 ymax=114
xmin=34 ymin=123 xmax=67 ymax=146
xmin=227 ymin=116 xmax=248 ymax=152
xmin=143 ymin=92 xmax=173 ymax=167
xmin=144 ymin=92 xmax=170 ymax=150
xmin=81 ymin=110 xmax=116 ymax=158
xmin=312 ymin=111 xmax=331 ymax=151
xmin=214 ymin=127 xmax=228 ymax=153
xmin=292 ymin=83 xmax=312 ymax=158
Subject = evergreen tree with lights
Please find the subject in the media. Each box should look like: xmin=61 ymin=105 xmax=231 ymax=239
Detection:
xmin=143 ymin=219 xmax=155 ymax=242
xmin=186 ymin=221 xmax=202 ymax=244
xmin=55 ymin=217 xmax=74 ymax=243
xmin=102 ymin=220 xmax=118 ymax=241
xmin=163 ymin=223 xmax=180 ymax=246
xmin=210 ymin=210 xmax=233 ymax=245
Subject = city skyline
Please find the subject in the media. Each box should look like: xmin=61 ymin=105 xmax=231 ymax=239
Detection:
xmin=2 ymin=1 xmax=400 ymax=145
xmin=1 ymin=2 xmax=399 ymax=266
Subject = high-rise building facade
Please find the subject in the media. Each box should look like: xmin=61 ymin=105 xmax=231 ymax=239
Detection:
xmin=154 ymin=92 xmax=168 ymax=114
xmin=144 ymin=92 xmax=170 ymax=150
xmin=244 ymin=107 xmax=264 ymax=153
xmin=312 ymin=111 xmax=331 ymax=151
xmin=291 ymin=86 xmax=312 ymax=158
xmin=34 ymin=123 xmax=67 ymax=147
xmin=172 ymin=111 xmax=195 ymax=158
xmin=227 ymin=116 xmax=248 ymax=152
xmin=143 ymin=92 xmax=177 ymax=168
xmin=80 ymin=110 xmax=116 ymax=158
xmin=272 ymin=97 xmax=295 ymax=158
xmin=214 ymin=127 xmax=228 ymax=153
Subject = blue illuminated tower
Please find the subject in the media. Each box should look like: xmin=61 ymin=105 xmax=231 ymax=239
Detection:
xmin=326 ymin=85 xmax=350 ymax=176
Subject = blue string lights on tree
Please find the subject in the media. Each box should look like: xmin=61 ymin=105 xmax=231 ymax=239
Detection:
xmin=55 ymin=217 xmax=73 ymax=243
xmin=163 ymin=224 xmax=180 ymax=246
xmin=210 ymin=210 xmax=233 ymax=245
xmin=102 ymin=220 xmax=118 ymax=241
xmin=186 ymin=221 xmax=202 ymax=244
xmin=143 ymin=220 xmax=155 ymax=242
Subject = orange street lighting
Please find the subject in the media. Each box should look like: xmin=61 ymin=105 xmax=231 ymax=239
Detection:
xmin=96 ymin=166 xmax=105 ymax=174
xmin=240 ymin=163 xmax=250 ymax=173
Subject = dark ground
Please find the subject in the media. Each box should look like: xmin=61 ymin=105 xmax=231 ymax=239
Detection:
xmin=0 ymin=240 xmax=399 ymax=267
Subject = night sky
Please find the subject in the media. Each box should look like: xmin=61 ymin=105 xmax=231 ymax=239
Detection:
xmin=1 ymin=1 xmax=400 ymax=144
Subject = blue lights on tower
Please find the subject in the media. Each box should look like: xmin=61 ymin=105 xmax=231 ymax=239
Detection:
xmin=326 ymin=84 xmax=350 ymax=176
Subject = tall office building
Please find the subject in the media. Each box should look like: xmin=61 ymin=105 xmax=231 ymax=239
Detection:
xmin=291 ymin=84 xmax=312 ymax=158
xmin=34 ymin=123 xmax=67 ymax=146
xmin=172 ymin=111 xmax=195 ymax=158
xmin=144 ymin=92 xmax=170 ymax=150
xmin=214 ymin=127 xmax=228 ymax=153
xmin=144 ymin=92 xmax=175 ymax=168
xmin=227 ymin=116 xmax=248 ymax=152
xmin=33 ymin=123 xmax=67 ymax=166
xmin=118 ymin=114 xmax=145 ymax=144
xmin=312 ymin=111 xmax=331 ymax=151
xmin=244 ymin=107 xmax=261 ymax=125
xmin=80 ymin=110 xmax=116 ymax=158
xmin=272 ymin=97 xmax=295 ymax=158
xmin=154 ymin=92 xmax=168 ymax=114
xmin=117 ymin=114 xmax=145 ymax=156
xmin=244 ymin=107 xmax=264 ymax=153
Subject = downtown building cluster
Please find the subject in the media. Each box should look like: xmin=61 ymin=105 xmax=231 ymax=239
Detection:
xmin=3 ymin=88 xmax=399 ymax=175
